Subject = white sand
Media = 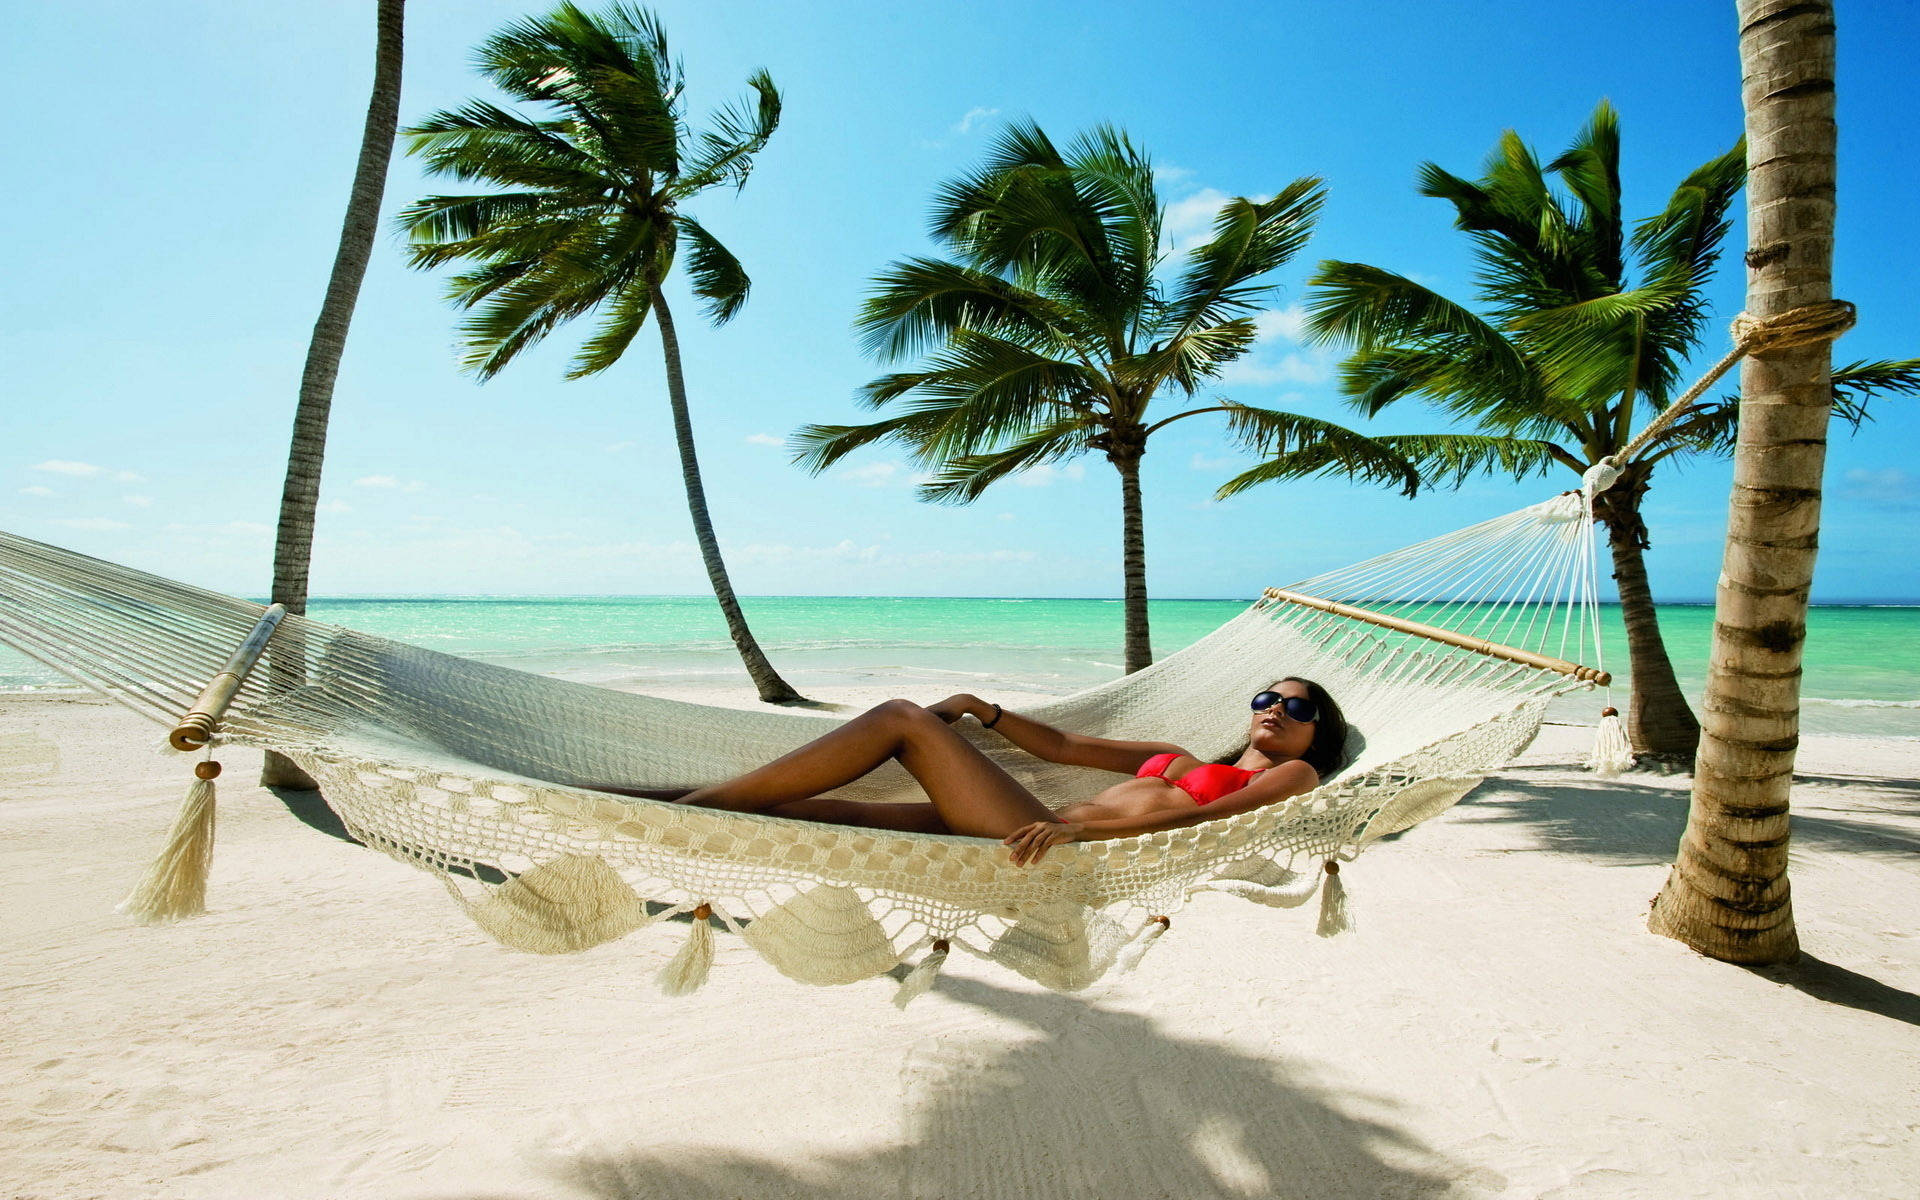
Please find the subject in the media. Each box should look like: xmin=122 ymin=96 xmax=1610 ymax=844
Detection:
xmin=3 ymin=689 xmax=1916 ymax=1199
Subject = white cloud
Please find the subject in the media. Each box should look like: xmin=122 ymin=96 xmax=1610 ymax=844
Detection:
xmin=840 ymin=461 xmax=902 ymax=488
xmin=354 ymin=475 xmax=428 ymax=492
xmin=53 ymin=517 xmax=131 ymax=531
xmin=1189 ymin=451 xmax=1242 ymax=473
xmin=33 ymin=460 xmax=104 ymax=477
xmin=899 ymin=547 xmax=1039 ymax=568
xmin=317 ymin=500 xmax=352 ymax=514
xmin=1218 ymin=346 xmax=1334 ymax=387
xmin=745 ymin=433 xmax=783 ymax=447
xmin=738 ymin=538 xmax=882 ymax=566
xmin=1154 ymin=164 xmax=1195 ymax=186
xmin=1013 ymin=463 xmax=1086 ymax=488
xmin=124 ymin=494 xmax=153 ymax=507
xmin=1162 ymin=188 xmax=1232 ymax=252
xmin=30 ymin=459 xmax=146 ymax=483
xmin=1250 ymin=305 xmax=1310 ymax=344
xmin=1841 ymin=467 xmax=1920 ymax=509
xmin=952 ymin=106 xmax=1000 ymax=135
xmin=19 ymin=485 xmax=54 ymax=497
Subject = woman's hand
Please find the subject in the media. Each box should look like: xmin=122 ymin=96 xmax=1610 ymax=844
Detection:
xmin=1003 ymin=819 xmax=1082 ymax=867
xmin=927 ymin=693 xmax=984 ymax=725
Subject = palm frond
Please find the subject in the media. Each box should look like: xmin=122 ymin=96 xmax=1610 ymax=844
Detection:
xmin=1546 ymin=99 xmax=1624 ymax=288
xmin=1831 ymin=358 xmax=1920 ymax=426
xmin=1304 ymin=262 xmax=1537 ymax=406
xmin=676 ymin=68 xmax=781 ymax=193
xmin=790 ymin=411 xmax=935 ymax=474
xmin=569 ymin=277 xmax=654 ymax=378
xmin=855 ymin=257 xmax=1074 ymax=362
xmin=1368 ymin=432 xmax=1571 ymax=488
xmin=1212 ymin=404 xmax=1421 ymax=497
xmin=676 ymin=214 xmax=750 ymax=323
xmin=915 ymin=416 xmax=1095 ymax=504
xmin=854 ymin=330 xmax=1100 ymax=460
xmin=1160 ymin=178 xmax=1325 ymax=349
xmin=1120 ymin=318 xmax=1260 ymax=394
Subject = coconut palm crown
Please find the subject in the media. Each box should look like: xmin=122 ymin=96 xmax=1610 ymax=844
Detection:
xmin=397 ymin=1 xmax=803 ymax=702
xmin=794 ymin=122 xmax=1410 ymax=673
xmin=1248 ymin=100 xmax=1915 ymax=762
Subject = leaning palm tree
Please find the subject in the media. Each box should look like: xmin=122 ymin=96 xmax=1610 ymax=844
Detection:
xmin=1648 ymin=0 xmax=1844 ymax=963
xmin=794 ymin=123 xmax=1411 ymax=673
xmin=263 ymin=0 xmax=405 ymax=790
xmin=399 ymin=2 xmax=803 ymax=703
xmin=1262 ymin=101 xmax=1915 ymax=765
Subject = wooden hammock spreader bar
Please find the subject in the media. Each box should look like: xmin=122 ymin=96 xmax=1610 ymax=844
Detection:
xmin=1260 ymin=587 xmax=1610 ymax=686
xmin=170 ymin=603 xmax=287 ymax=751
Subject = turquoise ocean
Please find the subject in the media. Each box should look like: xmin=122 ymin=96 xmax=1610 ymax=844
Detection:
xmin=3 ymin=596 xmax=1916 ymax=739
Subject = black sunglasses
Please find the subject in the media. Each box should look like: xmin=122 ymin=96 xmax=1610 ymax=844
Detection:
xmin=1251 ymin=690 xmax=1319 ymax=724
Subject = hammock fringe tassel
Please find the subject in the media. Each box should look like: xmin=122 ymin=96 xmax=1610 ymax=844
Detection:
xmin=893 ymin=938 xmax=950 ymax=1009
xmin=657 ymin=903 xmax=716 ymax=996
xmin=1115 ymin=915 xmax=1172 ymax=975
xmin=1315 ymin=861 xmax=1352 ymax=938
xmin=119 ymin=761 xmax=221 ymax=924
xmin=1586 ymin=707 xmax=1635 ymax=777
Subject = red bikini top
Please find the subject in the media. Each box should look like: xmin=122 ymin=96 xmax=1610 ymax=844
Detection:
xmin=1136 ymin=752 xmax=1260 ymax=806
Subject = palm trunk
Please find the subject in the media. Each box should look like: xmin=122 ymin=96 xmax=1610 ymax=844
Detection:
xmin=650 ymin=285 xmax=804 ymax=704
xmin=263 ymin=0 xmax=404 ymax=790
xmin=1115 ymin=449 xmax=1152 ymax=674
xmin=1648 ymin=0 xmax=1836 ymax=963
xmin=1594 ymin=464 xmax=1701 ymax=765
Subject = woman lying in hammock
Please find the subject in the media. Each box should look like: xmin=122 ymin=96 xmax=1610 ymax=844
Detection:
xmin=607 ymin=678 xmax=1346 ymax=867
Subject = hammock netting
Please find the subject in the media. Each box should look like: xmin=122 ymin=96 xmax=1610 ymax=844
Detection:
xmin=0 ymin=488 xmax=1605 ymax=995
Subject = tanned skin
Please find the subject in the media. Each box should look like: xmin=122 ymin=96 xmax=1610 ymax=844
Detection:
xmin=598 ymin=682 xmax=1321 ymax=867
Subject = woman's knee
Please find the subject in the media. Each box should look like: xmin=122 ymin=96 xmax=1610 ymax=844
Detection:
xmin=869 ymin=698 xmax=928 ymax=726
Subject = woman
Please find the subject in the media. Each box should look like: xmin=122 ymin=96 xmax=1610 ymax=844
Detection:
xmin=624 ymin=678 xmax=1347 ymax=868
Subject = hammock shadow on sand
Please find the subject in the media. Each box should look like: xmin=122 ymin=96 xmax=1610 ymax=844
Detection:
xmin=503 ymin=977 xmax=1488 ymax=1200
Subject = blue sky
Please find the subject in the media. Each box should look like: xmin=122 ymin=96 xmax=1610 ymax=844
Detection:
xmin=4 ymin=1 xmax=1916 ymax=601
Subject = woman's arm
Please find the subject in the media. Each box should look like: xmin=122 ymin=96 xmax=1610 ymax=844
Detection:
xmin=928 ymin=693 xmax=1182 ymax=774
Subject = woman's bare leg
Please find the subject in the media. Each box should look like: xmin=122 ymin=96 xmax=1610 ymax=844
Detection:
xmin=679 ymin=699 xmax=1060 ymax=838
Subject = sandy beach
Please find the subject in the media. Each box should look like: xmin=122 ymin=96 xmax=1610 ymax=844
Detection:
xmin=3 ymin=688 xmax=1916 ymax=1199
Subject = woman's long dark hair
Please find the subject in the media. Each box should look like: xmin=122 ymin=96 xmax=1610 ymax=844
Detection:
xmin=1215 ymin=676 xmax=1349 ymax=777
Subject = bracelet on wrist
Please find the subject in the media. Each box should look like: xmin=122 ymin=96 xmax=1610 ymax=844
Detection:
xmin=983 ymin=702 xmax=1003 ymax=729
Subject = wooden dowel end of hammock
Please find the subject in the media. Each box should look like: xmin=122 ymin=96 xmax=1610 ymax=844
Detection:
xmin=1260 ymin=587 xmax=1610 ymax=686
xmin=170 ymin=604 xmax=287 ymax=750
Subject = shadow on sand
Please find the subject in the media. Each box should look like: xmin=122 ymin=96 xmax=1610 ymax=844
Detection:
xmin=1748 ymin=952 xmax=1920 ymax=1029
xmin=1454 ymin=769 xmax=1920 ymax=863
xmin=1458 ymin=769 xmax=1920 ymax=1029
xmin=446 ymin=976 xmax=1487 ymax=1200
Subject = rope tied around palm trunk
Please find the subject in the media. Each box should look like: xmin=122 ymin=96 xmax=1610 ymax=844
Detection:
xmin=1615 ymin=300 xmax=1856 ymax=467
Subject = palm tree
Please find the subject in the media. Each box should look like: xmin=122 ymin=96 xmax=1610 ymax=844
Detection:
xmin=1647 ymin=0 xmax=1843 ymax=963
xmin=1268 ymin=101 xmax=1915 ymax=766
xmin=793 ymin=123 xmax=1411 ymax=673
xmin=398 ymin=2 xmax=803 ymax=703
xmin=263 ymin=0 xmax=405 ymax=790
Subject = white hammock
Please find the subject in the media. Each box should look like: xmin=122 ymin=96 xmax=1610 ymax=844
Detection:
xmin=0 ymin=486 xmax=1611 ymax=1000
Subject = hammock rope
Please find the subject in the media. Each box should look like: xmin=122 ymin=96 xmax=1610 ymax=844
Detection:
xmin=1615 ymin=299 xmax=1856 ymax=467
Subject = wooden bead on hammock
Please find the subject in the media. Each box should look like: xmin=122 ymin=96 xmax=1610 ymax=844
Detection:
xmin=195 ymin=760 xmax=222 ymax=780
